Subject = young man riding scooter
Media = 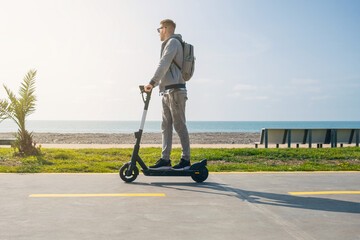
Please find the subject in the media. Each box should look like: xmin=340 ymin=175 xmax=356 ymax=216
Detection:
xmin=144 ymin=19 xmax=190 ymax=170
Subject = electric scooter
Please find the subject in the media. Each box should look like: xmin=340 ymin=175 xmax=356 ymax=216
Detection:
xmin=119 ymin=85 xmax=209 ymax=183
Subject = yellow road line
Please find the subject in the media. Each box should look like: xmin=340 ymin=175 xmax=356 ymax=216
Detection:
xmin=29 ymin=193 xmax=165 ymax=198
xmin=289 ymin=191 xmax=360 ymax=195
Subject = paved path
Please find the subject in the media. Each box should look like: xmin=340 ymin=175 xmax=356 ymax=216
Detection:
xmin=1 ymin=172 xmax=359 ymax=240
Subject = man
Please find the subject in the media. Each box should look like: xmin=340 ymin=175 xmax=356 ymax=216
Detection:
xmin=144 ymin=19 xmax=190 ymax=170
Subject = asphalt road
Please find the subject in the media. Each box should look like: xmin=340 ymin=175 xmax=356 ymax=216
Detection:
xmin=1 ymin=172 xmax=359 ymax=240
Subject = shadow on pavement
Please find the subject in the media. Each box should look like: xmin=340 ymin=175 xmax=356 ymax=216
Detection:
xmin=132 ymin=181 xmax=360 ymax=214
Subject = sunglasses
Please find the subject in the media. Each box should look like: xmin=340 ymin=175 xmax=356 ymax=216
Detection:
xmin=157 ymin=26 xmax=167 ymax=33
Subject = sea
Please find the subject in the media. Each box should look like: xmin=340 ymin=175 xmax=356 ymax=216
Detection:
xmin=0 ymin=120 xmax=359 ymax=134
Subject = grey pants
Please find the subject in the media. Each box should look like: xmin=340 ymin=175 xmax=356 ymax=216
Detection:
xmin=161 ymin=89 xmax=190 ymax=161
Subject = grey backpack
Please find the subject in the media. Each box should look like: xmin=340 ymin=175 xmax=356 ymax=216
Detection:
xmin=173 ymin=39 xmax=195 ymax=81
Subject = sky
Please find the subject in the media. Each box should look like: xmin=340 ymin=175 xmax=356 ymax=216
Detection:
xmin=0 ymin=0 xmax=359 ymax=121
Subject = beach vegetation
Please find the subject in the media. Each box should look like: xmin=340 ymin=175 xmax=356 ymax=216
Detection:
xmin=0 ymin=147 xmax=359 ymax=173
xmin=0 ymin=70 xmax=41 ymax=156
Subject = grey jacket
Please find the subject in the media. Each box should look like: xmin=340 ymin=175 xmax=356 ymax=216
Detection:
xmin=150 ymin=34 xmax=185 ymax=92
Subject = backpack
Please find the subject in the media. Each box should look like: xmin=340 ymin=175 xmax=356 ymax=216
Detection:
xmin=173 ymin=39 xmax=195 ymax=81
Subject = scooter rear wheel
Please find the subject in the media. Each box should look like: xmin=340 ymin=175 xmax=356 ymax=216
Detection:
xmin=119 ymin=163 xmax=139 ymax=183
xmin=191 ymin=167 xmax=209 ymax=183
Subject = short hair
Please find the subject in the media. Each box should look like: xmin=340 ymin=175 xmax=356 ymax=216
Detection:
xmin=160 ymin=19 xmax=176 ymax=32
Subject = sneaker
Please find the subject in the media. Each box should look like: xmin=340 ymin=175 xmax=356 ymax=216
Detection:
xmin=172 ymin=159 xmax=191 ymax=170
xmin=149 ymin=158 xmax=172 ymax=170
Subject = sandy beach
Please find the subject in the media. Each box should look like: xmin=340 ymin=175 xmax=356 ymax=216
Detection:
xmin=1 ymin=132 xmax=356 ymax=149
xmin=0 ymin=132 xmax=259 ymax=144
xmin=0 ymin=132 xmax=260 ymax=148
xmin=0 ymin=132 xmax=259 ymax=143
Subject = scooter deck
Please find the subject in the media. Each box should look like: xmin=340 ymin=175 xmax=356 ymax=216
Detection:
xmin=142 ymin=159 xmax=207 ymax=177
xmin=142 ymin=169 xmax=196 ymax=177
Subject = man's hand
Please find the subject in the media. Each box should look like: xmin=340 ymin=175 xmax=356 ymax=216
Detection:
xmin=144 ymin=84 xmax=153 ymax=93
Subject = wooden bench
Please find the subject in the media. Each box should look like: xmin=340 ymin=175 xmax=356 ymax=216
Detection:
xmin=0 ymin=138 xmax=16 ymax=146
xmin=254 ymin=128 xmax=360 ymax=148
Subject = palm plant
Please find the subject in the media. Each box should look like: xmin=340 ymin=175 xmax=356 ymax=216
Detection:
xmin=0 ymin=69 xmax=41 ymax=156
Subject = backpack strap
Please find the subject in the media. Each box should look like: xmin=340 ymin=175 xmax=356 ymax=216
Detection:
xmin=161 ymin=36 xmax=183 ymax=71
xmin=172 ymin=59 xmax=182 ymax=70
xmin=172 ymin=37 xmax=184 ymax=71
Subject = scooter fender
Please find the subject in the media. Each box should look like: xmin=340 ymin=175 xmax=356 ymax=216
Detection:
xmin=125 ymin=161 xmax=134 ymax=176
xmin=189 ymin=159 xmax=207 ymax=171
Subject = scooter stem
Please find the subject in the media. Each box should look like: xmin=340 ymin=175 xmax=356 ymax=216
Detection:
xmin=126 ymin=86 xmax=152 ymax=175
xmin=139 ymin=85 xmax=152 ymax=131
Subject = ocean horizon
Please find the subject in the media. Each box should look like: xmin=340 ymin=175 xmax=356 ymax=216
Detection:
xmin=0 ymin=120 xmax=359 ymax=134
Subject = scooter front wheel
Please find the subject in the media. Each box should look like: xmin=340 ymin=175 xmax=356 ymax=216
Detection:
xmin=119 ymin=163 xmax=139 ymax=183
xmin=191 ymin=167 xmax=209 ymax=183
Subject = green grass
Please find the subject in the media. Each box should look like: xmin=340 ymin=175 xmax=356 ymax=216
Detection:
xmin=0 ymin=147 xmax=359 ymax=173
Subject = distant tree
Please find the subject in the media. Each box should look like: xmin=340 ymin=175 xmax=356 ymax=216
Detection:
xmin=0 ymin=70 xmax=41 ymax=156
